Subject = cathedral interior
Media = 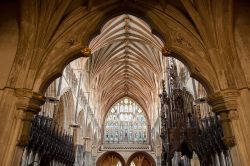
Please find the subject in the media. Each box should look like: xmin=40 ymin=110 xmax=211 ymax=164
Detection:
xmin=0 ymin=0 xmax=250 ymax=166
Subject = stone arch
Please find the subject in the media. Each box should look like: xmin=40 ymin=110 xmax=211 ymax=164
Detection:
xmin=103 ymin=96 xmax=150 ymax=126
xmin=168 ymin=48 xmax=217 ymax=95
xmin=127 ymin=151 xmax=156 ymax=166
xmin=76 ymin=110 xmax=85 ymax=145
xmin=29 ymin=2 xmax=218 ymax=96
xmin=96 ymin=151 xmax=126 ymax=166
xmin=39 ymin=53 xmax=83 ymax=95
xmin=85 ymin=7 xmax=167 ymax=47
xmin=101 ymin=94 xmax=152 ymax=123
xmin=54 ymin=89 xmax=75 ymax=133
xmin=102 ymin=97 xmax=150 ymax=144
xmin=60 ymin=87 xmax=71 ymax=96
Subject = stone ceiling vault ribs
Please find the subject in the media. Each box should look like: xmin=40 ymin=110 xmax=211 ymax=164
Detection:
xmin=88 ymin=14 xmax=164 ymax=120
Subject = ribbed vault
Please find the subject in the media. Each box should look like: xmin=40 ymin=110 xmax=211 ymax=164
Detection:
xmin=88 ymin=14 xmax=164 ymax=119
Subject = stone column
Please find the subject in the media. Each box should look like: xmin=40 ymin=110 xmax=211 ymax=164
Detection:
xmin=207 ymin=89 xmax=241 ymax=165
xmin=148 ymin=124 xmax=151 ymax=144
xmin=1 ymin=88 xmax=45 ymax=166
xmin=70 ymin=124 xmax=80 ymax=145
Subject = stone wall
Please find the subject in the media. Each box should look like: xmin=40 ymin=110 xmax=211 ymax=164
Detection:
xmin=0 ymin=1 xmax=18 ymax=89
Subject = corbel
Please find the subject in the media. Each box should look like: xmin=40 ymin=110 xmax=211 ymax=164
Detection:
xmin=207 ymin=89 xmax=240 ymax=147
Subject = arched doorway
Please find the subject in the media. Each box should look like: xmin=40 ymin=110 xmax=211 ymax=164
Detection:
xmin=96 ymin=151 xmax=126 ymax=166
xmin=127 ymin=152 xmax=156 ymax=166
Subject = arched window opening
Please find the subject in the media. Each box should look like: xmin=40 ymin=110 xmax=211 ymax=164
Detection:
xmin=117 ymin=161 xmax=122 ymax=166
xmin=130 ymin=161 xmax=136 ymax=166
xmin=104 ymin=97 xmax=148 ymax=144
xmin=127 ymin=152 xmax=156 ymax=166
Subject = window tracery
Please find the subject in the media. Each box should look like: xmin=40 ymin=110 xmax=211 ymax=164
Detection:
xmin=104 ymin=98 xmax=148 ymax=144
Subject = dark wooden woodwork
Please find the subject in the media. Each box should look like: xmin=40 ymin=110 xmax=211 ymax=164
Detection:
xmin=26 ymin=115 xmax=75 ymax=166
xmin=160 ymin=58 xmax=230 ymax=166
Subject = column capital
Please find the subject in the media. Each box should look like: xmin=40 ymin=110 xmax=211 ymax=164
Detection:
xmin=207 ymin=89 xmax=240 ymax=147
xmin=15 ymin=88 xmax=46 ymax=114
xmin=14 ymin=89 xmax=45 ymax=146
xmin=207 ymin=89 xmax=240 ymax=113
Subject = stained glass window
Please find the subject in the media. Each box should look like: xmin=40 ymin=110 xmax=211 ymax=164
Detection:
xmin=104 ymin=98 xmax=148 ymax=144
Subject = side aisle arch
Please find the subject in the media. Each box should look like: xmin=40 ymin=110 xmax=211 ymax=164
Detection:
xmin=54 ymin=89 xmax=75 ymax=134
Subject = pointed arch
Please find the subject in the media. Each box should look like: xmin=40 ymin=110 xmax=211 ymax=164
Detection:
xmin=96 ymin=151 xmax=126 ymax=166
xmin=127 ymin=151 xmax=156 ymax=166
xmin=76 ymin=110 xmax=86 ymax=145
xmin=103 ymin=97 xmax=149 ymax=144
xmin=54 ymin=89 xmax=75 ymax=134
xmin=32 ymin=2 xmax=217 ymax=102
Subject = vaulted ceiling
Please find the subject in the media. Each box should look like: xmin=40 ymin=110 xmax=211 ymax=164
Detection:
xmin=88 ymin=14 xmax=165 ymax=117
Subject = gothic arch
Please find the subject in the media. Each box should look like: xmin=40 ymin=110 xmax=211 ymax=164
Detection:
xmin=102 ymin=97 xmax=150 ymax=126
xmin=167 ymin=50 xmax=216 ymax=95
xmin=55 ymin=89 xmax=75 ymax=133
xmin=127 ymin=151 xmax=156 ymax=166
xmin=85 ymin=7 xmax=167 ymax=47
xmin=26 ymin=2 xmax=218 ymax=96
xmin=96 ymin=151 xmax=126 ymax=166
xmin=77 ymin=110 xmax=86 ymax=144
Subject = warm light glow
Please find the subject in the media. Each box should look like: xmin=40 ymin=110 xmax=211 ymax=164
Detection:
xmin=130 ymin=161 xmax=136 ymax=166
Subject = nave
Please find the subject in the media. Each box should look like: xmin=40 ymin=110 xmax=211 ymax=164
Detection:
xmin=0 ymin=0 xmax=250 ymax=166
xmin=20 ymin=14 xmax=232 ymax=166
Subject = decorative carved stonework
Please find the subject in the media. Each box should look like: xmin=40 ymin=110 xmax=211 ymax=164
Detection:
xmin=15 ymin=89 xmax=46 ymax=146
xmin=207 ymin=89 xmax=240 ymax=113
xmin=15 ymin=89 xmax=46 ymax=113
xmin=63 ymin=27 xmax=85 ymax=49
xmin=67 ymin=38 xmax=78 ymax=46
xmin=169 ymin=29 xmax=193 ymax=50
xmin=161 ymin=46 xmax=172 ymax=57
xmin=81 ymin=47 xmax=92 ymax=57
xmin=160 ymin=58 xmax=231 ymax=165
xmin=223 ymin=136 xmax=236 ymax=147
xmin=207 ymin=89 xmax=240 ymax=147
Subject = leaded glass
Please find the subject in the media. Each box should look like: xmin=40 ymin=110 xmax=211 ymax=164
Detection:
xmin=104 ymin=97 xmax=148 ymax=144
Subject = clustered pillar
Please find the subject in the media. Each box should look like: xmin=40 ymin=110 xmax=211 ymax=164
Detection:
xmin=12 ymin=89 xmax=46 ymax=165
xmin=207 ymin=89 xmax=240 ymax=164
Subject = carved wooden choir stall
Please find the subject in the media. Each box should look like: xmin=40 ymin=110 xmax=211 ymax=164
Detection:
xmin=20 ymin=115 xmax=75 ymax=166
